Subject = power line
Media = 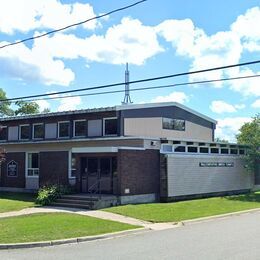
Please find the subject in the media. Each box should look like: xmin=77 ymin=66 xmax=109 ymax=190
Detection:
xmin=4 ymin=74 xmax=260 ymax=104
xmin=0 ymin=0 xmax=147 ymax=50
xmin=0 ymin=59 xmax=259 ymax=102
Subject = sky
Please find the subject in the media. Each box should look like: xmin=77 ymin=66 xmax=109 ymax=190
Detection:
xmin=0 ymin=0 xmax=259 ymax=141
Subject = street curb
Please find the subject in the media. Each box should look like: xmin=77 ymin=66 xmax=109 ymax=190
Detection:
xmin=180 ymin=207 xmax=260 ymax=226
xmin=0 ymin=227 xmax=149 ymax=250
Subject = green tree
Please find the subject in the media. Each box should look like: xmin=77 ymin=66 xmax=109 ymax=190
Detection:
xmin=214 ymin=137 xmax=229 ymax=143
xmin=14 ymin=101 xmax=40 ymax=116
xmin=237 ymin=114 xmax=260 ymax=172
xmin=0 ymin=88 xmax=14 ymax=116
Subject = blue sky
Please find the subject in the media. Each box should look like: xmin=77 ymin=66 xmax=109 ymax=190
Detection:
xmin=0 ymin=0 xmax=259 ymax=141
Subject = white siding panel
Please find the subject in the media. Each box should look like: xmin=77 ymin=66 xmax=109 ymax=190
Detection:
xmin=167 ymin=154 xmax=253 ymax=197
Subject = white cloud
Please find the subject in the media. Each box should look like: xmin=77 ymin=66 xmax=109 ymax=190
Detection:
xmin=157 ymin=6 xmax=259 ymax=96
xmin=252 ymin=99 xmax=260 ymax=108
xmin=36 ymin=100 xmax=50 ymax=111
xmin=57 ymin=96 xmax=82 ymax=111
xmin=215 ymin=117 xmax=252 ymax=142
xmin=210 ymin=100 xmax=245 ymax=114
xmin=151 ymin=91 xmax=189 ymax=104
xmin=0 ymin=0 xmax=98 ymax=34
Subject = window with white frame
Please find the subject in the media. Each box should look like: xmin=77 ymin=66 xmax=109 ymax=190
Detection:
xmin=20 ymin=125 xmax=30 ymax=140
xmin=0 ymin=126 xmax=7 ymax=141
xmin=103 ymin=118 xmax=117 ymax=136
xmin=73 ymin=120 xmax=86 ymax=137
xmin=33 ymin=123 xmax=44 ymax=139
xmin=58 ymin=121 xmax=70 ymax=138
xmin=27 ymin=153 xmax=39 ymax=177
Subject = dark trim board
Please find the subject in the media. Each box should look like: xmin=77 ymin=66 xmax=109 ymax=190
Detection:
xmin=160 ymin=189 xmax=251 ymax=202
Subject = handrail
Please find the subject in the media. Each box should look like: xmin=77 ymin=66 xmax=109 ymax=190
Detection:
xmin=88 ymin=178 xmax=106 ymax=195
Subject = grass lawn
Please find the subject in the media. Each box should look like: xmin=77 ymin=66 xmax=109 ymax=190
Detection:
xmin=0 ymin=192 xmax=36 ymax=213
xmin=104 ymin=192 xmax=260 ymax=223
xmin=0 ymin=213 xmax=140 ymax=244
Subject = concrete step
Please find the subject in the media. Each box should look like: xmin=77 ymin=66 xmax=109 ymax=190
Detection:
xmin=55 ymin=198 xmax=95 ymax=206
xmin=61 ymin=195 xmax=100 ymax=201
xmin=51 ymin=202 xmax=92 ymax=210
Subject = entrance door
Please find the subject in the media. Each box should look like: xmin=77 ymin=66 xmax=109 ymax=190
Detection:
xmin=81 ymin=157 xmax=114 ymax=194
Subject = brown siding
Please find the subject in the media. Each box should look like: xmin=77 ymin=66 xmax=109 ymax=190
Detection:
xmin=118 ymin=149 xmax=160 ymax=196
xmin=39 ymin=151 xmax=68 ymax=187
xmin=0 ymin=152 xmax=25 ymax=188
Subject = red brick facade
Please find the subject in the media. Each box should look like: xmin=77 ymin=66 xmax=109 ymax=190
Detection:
xmin=0 ymin=152 xmax=26 ymax=188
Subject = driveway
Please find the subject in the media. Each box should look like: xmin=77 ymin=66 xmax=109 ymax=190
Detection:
xmin=1 ymin=211 xmax=260 ymax=260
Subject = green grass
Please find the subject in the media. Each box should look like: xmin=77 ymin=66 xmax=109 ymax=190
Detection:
xmin=0 ymin=213 xmax=139 ymax=244
xmin=0 ymin=192 xmax=36 ymax=213
xmin=104 ymin=192 xmax=260 ymax=223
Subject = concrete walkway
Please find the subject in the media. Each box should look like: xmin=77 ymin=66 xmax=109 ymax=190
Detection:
xmin=0 ymin=207 xmax=178 ymax=231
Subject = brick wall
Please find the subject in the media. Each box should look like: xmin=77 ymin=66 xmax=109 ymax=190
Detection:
xmin=117 ymin=149 xmax=160 ymax=196
xmin=39 ymin=151 xmax=69 ymax=187
xmin=0 ymin=152 xmax=25 ymax=188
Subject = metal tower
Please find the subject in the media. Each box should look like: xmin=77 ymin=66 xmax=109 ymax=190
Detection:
xmin=122 ymin=63 xmax=133 ymax=104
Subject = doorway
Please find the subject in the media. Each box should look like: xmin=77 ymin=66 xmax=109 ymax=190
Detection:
xmin=81 ymin=157 xmax=116 ymax=194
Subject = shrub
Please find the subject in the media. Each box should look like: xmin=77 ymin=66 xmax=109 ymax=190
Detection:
xmin=36 ymin=184 xmax=72 ymax=206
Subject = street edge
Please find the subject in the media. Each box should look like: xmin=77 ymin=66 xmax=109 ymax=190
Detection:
xmin=0 ymin=227 xmax=149 ymax=250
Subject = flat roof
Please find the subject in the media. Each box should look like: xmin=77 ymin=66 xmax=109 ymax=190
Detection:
xmin=0 ymin=102 xmax=217 ymax=124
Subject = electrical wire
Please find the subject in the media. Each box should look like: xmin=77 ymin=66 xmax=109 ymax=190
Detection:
xmin=0 ymin=0 xmax=147 ymax=49
xmin=0 ymin=60 xmax=259 ymax=102
xmin=3 ymin=74 xmax=259 ymax=104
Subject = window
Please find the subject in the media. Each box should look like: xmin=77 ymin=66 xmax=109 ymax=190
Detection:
xmin=210 ymin=148 xmax=219 ymax=154
xmin=70 ymin=154 xmax=76 ymax=178
xmin=221 ymin=148 xmax=229 ymax=154
xmin=230 ymin=149 xmax=238 ymax=155
xmin=200 ymin=147 xmax=209 ymax=153
xmin=174 ymin=146 xmax=185 ymax=152
xmin=0 ymin=126 xmax=7 ymax=141
xmin=27 ymin=153 xmax=39 ymax=177
xmin=103 ymin=118 xmax=117 ymax=136
xmin=188 ymin=146 xmax=198 ymax=153
xmin=20 ymin=125 xmax=30 ymax=140
xmin=239 ymin=149 xmax=245 ymax=155
xmin=58 ymin=121 xmax=70 ymax=138
xmin=33 ymin=124 xmax=44 ymax=139
xmin=74 ymin=120 xmax=86 ymax=137
xmin=162 ymin=118 xmax=185 ymax=131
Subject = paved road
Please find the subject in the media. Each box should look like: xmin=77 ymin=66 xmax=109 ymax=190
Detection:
xmin=1 ymin=211 xmax=260 ymax=260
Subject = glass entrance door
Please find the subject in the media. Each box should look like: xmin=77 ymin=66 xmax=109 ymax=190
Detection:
xmin=81 ymin=157 xmax=115 ymax=194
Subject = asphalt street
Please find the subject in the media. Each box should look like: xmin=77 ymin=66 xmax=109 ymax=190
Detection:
xmin=1 ymin=210 xmax=260 ymax=260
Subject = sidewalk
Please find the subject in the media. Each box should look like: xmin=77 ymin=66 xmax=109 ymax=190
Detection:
xmin=0 ymin=207 xmax=178 ymax=231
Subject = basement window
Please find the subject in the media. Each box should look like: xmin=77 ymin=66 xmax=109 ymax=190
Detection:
xmin=221 ymin=148 xmax=229 ymax=154
xmin=210 ymin=148 xmax=219 ymax=154
xmin=200 ymin=147 xmax=209 ymax=153
xmin=230 ymin=149 xmax=238 ymax=155
xmin=188 ymin=146 xmax=198 ymax=153
xmin=174 ymin=146 xmax=185 ymax=152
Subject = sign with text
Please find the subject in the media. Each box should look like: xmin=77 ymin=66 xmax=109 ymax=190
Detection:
xmin=7 ymin=160 xmax=18 ymax=177
xmin=199 ymin=162 xmax=234 ymax=167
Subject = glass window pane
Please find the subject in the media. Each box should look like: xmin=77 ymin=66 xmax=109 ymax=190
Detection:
xmin=28 ymin=153 xmax=39 ymax=168
xmin=162 ymin=118 xmax=185 ymax=131
xmin=59 ymin=122 xmax=70 ymax=138
xmin=28 ymin=169 xmax=34 ymax=176
xmin=33 ymin=124 xmax=44 ymax=139
xmin=74 ymin=121 xmax=86 ymax=137
xmin=20 ymin=125 xmax=30 ymax=139
xmin=104 ymin=119 xmax=117 ymax=135
xmin=0 ymin=127 xmax=7 ymax=140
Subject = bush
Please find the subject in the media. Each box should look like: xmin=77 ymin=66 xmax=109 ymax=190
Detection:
xmin=36 ymin=185 xmax=72 ymax=206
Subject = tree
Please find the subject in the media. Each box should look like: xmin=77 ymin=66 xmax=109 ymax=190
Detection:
xmin=236 ymin=114 xmax=260 ymax=172
xmin=214 ymin=137 xmax=229 ymax=143
xmin=0 ymin=88 xmax=14 ymax=116
xmin=14 ymin=101 xmax=40 ymax=116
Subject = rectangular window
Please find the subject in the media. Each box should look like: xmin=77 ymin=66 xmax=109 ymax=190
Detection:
xmin=200 ymin=147 xmax=209 ymax=153
xmin=103 ymin=118 xmax=117 ymax=136
xmin=58 ymin=121 xmax=70 ymax=138
xmin=27 ymin=153 xmax=39 ymax=177
xmin=221 ymin=148 xmax=229 ymax=154
xmin=20 ymin=125 xmax=30 ymax=140
xmin=0 ymin=126 xmax=7 ymax=141
xmin=188 ymin=146 xmax=198 ymax=153
xmin=174 ymin=146 xmax=185 ymax=152
xmin=74 ymin=120 xmax=86 ymax=137
xmin=230 ymin=149 xmax=238 ymax=155
xmin=162 ymin=118 xmax=185 ymax=131
xmin=210 ymin=148 xmax=219 ymax=154
xmin=33 ymin=124 xmax=44 ymax=139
